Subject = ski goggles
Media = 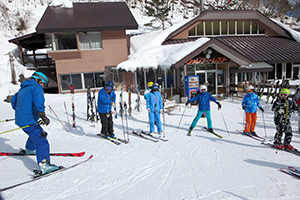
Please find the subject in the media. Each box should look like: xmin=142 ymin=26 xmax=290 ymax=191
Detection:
xmin=106 ymin=86 xmax=112 ymax=90
xmin=201 ymin=89 xmax=206 ymax=92
xmin=247 ymin=89 xmax=253 ymax=93
xmin=280 ymin=93 xmax=288 ymax=98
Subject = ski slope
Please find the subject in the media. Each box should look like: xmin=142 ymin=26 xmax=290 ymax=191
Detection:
xmin=1 ymin=92 xmax=300 ymax=200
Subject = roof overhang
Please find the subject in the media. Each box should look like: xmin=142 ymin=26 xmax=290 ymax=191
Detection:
xmin=9 ymin=32 xmax=47 ymax=50
xmin=230 ymin=62 xmax=273 ymax=73
xmin=174 ymin=37 xmax=251 ymax=68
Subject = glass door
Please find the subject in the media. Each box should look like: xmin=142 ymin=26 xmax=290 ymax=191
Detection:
xmin=196 ymin=70 xmax=217 ymax=94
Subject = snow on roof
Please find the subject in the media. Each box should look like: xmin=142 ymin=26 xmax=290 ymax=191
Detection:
xmin=117 ymin=17 xmax=211 ymax=72
xmin=271 ymin=18 xmax=300 ymax=43
xmin=50 ymin=0 xmax=73 ymax=8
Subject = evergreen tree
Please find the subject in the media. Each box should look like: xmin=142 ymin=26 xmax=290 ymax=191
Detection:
xmin=144 ymin=0 xmax=172 ymax=30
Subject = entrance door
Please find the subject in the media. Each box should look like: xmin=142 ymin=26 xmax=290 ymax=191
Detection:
xmin=196 ymin=70 xmax=217 ymax=94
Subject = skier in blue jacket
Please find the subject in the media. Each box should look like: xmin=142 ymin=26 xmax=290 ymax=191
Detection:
xmin=147 ymin=83 xmax=163 ymax=134
xmin=97 ymin=81 xmax=116 ymax=138
xmin=242 ymin=85 xmax=264 ymax=136
xmin=186 ymin=85 xmax=221 ymax=136
xmin=11 ymin=72 xmax=59 ymax=175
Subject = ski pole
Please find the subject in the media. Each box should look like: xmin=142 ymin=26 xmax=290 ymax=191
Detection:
xmin=0 ymin=122 xmax=40 ymax=135
xmin=262 ymin=111 xmax=267 ymax=137
xmin=220 ymin=111 xmax=230 ymax=136
xmin=124 ymin=101 xmax=129 ymax=141
xmin=176 ymin=105 xmax=187 ymax=132
xmin=120 ymin=101 xmax=126 ymax=141
xmin=49 ymin=105 xmax=68 ymax=132
xmin=162 ymin=110 xmax=166 ymax=138
xmin=63 ymin=102 xmax=71 ymax=131
xmin=0 ymin=119 xmax=15 ymax=123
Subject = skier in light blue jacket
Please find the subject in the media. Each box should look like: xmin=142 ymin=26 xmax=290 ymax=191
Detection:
xmin=242 ymin=85 xmax=264 ymax=136
xmin=147 ymin=83 xmax=163 ymax=134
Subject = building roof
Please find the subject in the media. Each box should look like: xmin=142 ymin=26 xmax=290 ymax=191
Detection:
xmin=170 ymin=36 xmax=300 ymax=68
xmin=165 ymin=10 xmax=292 ymax=42
xmin=36 ymin=2 xmax=138 ymax=33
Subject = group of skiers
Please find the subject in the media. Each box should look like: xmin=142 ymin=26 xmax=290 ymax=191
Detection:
xmin=9 ymin=71 xmax=300 ymax=176
xmin=241 ymin=85 xmax=300 ymax=151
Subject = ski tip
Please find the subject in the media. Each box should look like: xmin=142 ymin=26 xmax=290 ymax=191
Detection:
xmin=88 ymin=155 xmax=93 ymax=159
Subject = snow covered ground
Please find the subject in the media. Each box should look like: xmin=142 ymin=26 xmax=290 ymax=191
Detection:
xmin=1 ymin=92 xmax=300 ymax=199
xmin=1 ymin=1 xmax=300 ymax=199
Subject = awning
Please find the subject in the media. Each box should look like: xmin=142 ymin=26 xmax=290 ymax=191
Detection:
xmin=230 ymin=62 xmax=273 ymax=73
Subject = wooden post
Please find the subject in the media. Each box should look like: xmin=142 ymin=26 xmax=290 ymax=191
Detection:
xmin=9 ymin=52 xmax=17 ymax=85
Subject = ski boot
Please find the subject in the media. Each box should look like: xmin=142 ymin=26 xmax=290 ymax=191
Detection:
xmin=243 ymin=131 xmax=250 ymax=136
xmin=250 ymin=131 xmax=258 ymax=136
xmin=207 ymin=128 xmax=214 ymax=133
xmin=274 ymin=143 xmax=285 ymax=150
xmin=284 ymin=144 xmax=295 ymax=151
xmin=38 ymin=159 xmax=60 ymax=175
xmin=187 ymin=127 xmax=193 ymax=136
xmin=19 ymin=148 xmax=36 ymax=155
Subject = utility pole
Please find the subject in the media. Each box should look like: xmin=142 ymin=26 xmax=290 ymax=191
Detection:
xmin=199 ymin=0 xmax=203 ymax=13
xmin=9 ymin=52 xmax=17 ymax=85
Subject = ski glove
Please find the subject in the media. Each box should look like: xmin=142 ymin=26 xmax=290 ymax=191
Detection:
xmin=147 ymin=108 xmax=150 ymax=113
xmin=277 ymin=109 xmax=284 ymax=115
xmin=185 ymin=101 xmax=190 ymax=106
xmin=242 ymin=105 xmax=246 ymax=110
xmin=259 ymin=107 xmax=264 ymax=112
xmin=160 ymin=109 xmax=164 ymax=114
xmin=38 ymin=112 xmax=50 ymax=125
xmin=217 ymin=102 xmax=222 ymax=110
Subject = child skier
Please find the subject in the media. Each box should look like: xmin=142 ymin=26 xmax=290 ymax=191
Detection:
xmin=147 ymin=83 xmax=163 ymax=134
xmin=272 ymin=88 xmax=300 ymax=150
xmin=97 ymin=81 xmax=116 ymax=138
xmin=242 ymin=85 xmax=264 ymax=136
xmin=11 ymin=72 xmax=60 ymax=175
xmin=186 ymin=85 xmax=221 ymax=136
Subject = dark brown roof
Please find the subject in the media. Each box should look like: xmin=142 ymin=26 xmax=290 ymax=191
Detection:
xmin=170 ymin=36 xmax=300 ymax=68
xmin=36 ymin=2 xmax=138 ymax=33
xmin=215 ymin=36 xmax=300 ymax=63
xmin=9 ymin=32 xmax=46 ymax=50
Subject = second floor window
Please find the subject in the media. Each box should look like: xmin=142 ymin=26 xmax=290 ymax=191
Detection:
xmin=79 ymin=32 xmax=102 ymax=50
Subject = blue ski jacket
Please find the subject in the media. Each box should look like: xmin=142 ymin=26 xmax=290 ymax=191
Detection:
xmin=242 ymin=92 xmax=262 ymax=113
xmin=11 ymin=79 xmax=45 ymax=127
xmin=188 ymin=92 xmax=219 ymax=111
xmin=147 ymin=91 xmax=163 ymax=112
xmin=97 ymin=88 xmax=116 ymax=113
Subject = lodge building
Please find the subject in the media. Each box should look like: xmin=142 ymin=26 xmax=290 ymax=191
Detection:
xmin=8 ymin=3 xmax=300 ymax=100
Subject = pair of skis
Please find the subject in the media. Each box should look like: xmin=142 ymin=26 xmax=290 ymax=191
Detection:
xmin=97 ymin=134 xmax=128 ymax=145
xmin=0 ymin=148 xmax=85 ymax=157
xmin=130 ymin=130 xmax=168 ymax=142
xmin=0 ymin=152 xmax=92 ymax=191
xmin=281 ymin=166 xmax=300 ymax=179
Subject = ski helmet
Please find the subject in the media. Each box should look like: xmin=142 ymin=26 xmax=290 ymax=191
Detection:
xmin=152 ymin=83 xmax=159 ymax=91
xmin=105 ymin=81 xmax=114 ymax=90
xmin=199 ymin=85 xmax=207 ymax=92
xmin=31 ymin=72 xmax=49 ymax=87
xmin=246 ymin=85 xmax=254 ymax=90
xmin=147 ymin=81 xmax=154 ymax=88
xmin=279 ymin=88 xmax=290 ymax=98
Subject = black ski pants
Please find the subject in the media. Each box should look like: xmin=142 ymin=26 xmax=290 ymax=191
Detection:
xmin=274 ymin=121 xmax=293 ymax=146
xmin=99 ymin=111 xmax=114 ymax=137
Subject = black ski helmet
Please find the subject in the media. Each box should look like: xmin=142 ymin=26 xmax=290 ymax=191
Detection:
xmin=152 ymin=83 xmax=159 ymax=91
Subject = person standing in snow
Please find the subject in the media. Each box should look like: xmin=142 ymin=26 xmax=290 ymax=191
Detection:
xmin=11 ymin=72 xmax=60 ymax=174
xmin=241 ymin=85 xmax=264 ymax=136
xmin=147 ymin=83 xmax=163 ymax=134
xmin=272 ymin=88 xmax=300 ymax=150
xmin=186 ymin=85 xmax=221 ymax=136
xmin=97 ymin=81 xmax=116 ymax=138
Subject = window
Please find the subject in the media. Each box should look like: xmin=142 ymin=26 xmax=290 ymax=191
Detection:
xmin=60 ymin=71 xmax=105 ymax=91
xmin=213 ymin=21 xmax=219 ymax=35
xmin=286 ymin=63 xmax=292 ymax=78
xmin=205 ymin=22 xmax=212 ymax=35
xmin=276 ymin=64 xmax=282 ymax=79
xmin=84 ymin=72 xmax=105 ymax=88
xmin=229 ymin=21 xmax=235 ymax=34
xmin=79 ymin=32 xmax=102 ymax=50
xmin=237 ymin=21 xmax=243 ymax=34
xmin=221 ymin=21 xmax=227 ymax=35
xmin=53 ymin=32 xmax=77 ymax=50
xmin=244 ymin=21 xmax=250 ymax=34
